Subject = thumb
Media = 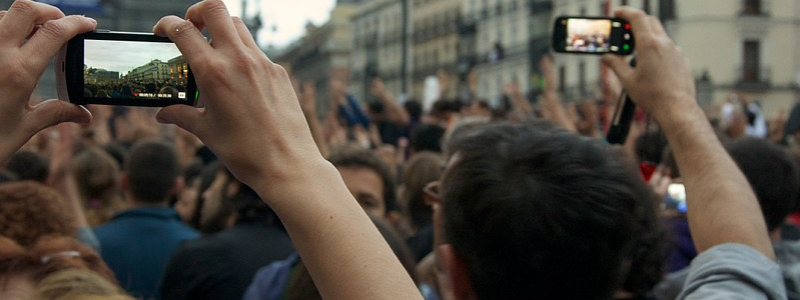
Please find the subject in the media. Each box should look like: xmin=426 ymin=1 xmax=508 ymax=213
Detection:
xmin=26 ymin=100 xmax=92 ymax=134
xmin=156 ymin=104 xmax=205 ymax=137
xmin=601 ymin=54 xmax=635 ymax=86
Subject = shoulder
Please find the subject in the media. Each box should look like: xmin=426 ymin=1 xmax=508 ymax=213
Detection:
xmin=679 ymin=244 xmax=786 ymax=300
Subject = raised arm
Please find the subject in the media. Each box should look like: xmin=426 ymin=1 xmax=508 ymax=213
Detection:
xmin=152 ymin=1 xmax=421 ymax=299
xmin=602 ymin=8 xmax=773 ymax=259
xmin=371 ymin=78 xmax=410 ymax=126
xmin=0 ymin=0 xmax=96 ymax=164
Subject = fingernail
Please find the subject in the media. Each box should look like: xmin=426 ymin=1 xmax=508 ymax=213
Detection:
xmin=85 ymin=16 xmax=97 ymax=24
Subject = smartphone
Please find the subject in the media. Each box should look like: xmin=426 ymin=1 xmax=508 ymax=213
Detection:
xmin=665 ymin=183 xmax=687 ymax=213
xmin=56 ymin=31 xmax=198 ymax=107
xmin=552 ymin=16 xmax=634 ymax=55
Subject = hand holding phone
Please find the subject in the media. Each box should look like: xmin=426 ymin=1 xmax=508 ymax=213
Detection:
xmin=552 ymin=16 xmax=634 ymax=55
xmin=0 ymin=0 xmax=96 ymax=164
xmin=56 ymin=31 xmax=198 ymax=107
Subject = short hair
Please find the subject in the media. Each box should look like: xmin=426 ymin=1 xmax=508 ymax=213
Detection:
xmin=726 ymin=137 xmax=800 ymax=232
xmin=329 ymin=147 xmax=397 ymax=214
xmin=124 ymin=139 xmax=180 ymax=204
xmin=443 ymin=123 xmax=663 ymax=300
xmin=410 ymin=124 xmax=445 ymax=153
xmin=6 ymin=150 xmax=49 ymax=183
xmin=0 ymin=182 xmax=75 ymax=248
xmin=400 ymin=152 xmax=444 ymax=229
xmin=71 ymin=148 xmax=123 ymax=226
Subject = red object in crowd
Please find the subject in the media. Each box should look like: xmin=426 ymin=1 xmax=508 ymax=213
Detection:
xmin=639 ymin=162 xmax=657 ymax=183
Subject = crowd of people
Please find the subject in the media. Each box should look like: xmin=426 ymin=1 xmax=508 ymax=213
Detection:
xmin=85 ymin=79 xmax=185 ymax=99
xmin=0 ymin=0 xmax=798 ymax=299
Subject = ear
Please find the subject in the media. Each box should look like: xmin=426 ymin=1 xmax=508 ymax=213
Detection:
xmin=171 ymin=176 xmax=185 ymax=197
xmin=439 ymin=244 xmax=478 ymax=300
xmin=120 ymin=173 xmax=129 ymax=191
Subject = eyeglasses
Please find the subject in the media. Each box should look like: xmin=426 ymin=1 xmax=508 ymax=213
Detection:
xmin=423 ymin=181 xmax=441 ymax=206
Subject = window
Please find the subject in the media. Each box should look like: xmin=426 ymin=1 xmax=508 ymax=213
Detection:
xmin=743 ymin=0 xmax=762 ymax=15
xmin=621 ymin=0 xmax=629 ymax=5
xmin=659 ymin=0 xmax=676 ymax=20
xmin=642 ymin=0 xmax=650 ymax=13
xmin=742 ymin=40 xmax=760 ymax=82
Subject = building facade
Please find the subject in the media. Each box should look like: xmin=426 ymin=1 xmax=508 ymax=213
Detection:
xmin=276 ymin=3 xmax=358 ymax=116
xmin=411 ymin=0 xmax=461 ymax=99
xmin=350 ymin=0 xmax=407 ymax=102
xmin=466 ymin=0 xmax=553 ymax=104
xmin=662 ymin=0 xmax=800 ymax=116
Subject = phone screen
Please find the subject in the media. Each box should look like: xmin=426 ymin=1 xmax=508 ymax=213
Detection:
xmin=665 ymin=183 xmax=687 ymax=213
xmin=565 ymin=19 xmax=613 ymax=53
xmin=83 ymin=39 xmax=190 ymax=101
xmin=552 ymin=17 xmax=634 ymax=55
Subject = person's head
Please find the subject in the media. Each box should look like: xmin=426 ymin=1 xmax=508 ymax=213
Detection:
xmin=32 ymin=269 xmax=135 ymax=300
xmin=0 ymin=182 xmax=75 ymax=248
xmin=174 ymin=160 xmax=204 ymax=224
xmin=409 ymin=124 xmax=445 ymax=154
xmin=438 ymin=123 xmax=664 ymax=300
xmin=0 ymin=169 xmax=18 ymax=184
xmin=71 ymin=147 xmax=123 ymax=226
xmin=726 ymin=137 xmax=800 ymax=233
xmin=123 ymin=139 xmax=182 ymax=205
xmin=6 ymin=150 xmax=49 ymax=183
xmin=400 ymin=151 xmax=444 ymax=230
xmin=329 ymin=147 xmax=396 ymax=218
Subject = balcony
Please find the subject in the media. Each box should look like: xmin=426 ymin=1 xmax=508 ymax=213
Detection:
xmin=735 ymin=66 xmax=771 ymax=91
xmin=737 ymin=0 xmax=770 ymax=17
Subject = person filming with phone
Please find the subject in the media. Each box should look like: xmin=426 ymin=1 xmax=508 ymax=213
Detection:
xmin=0 ymin=1 xmax=788 ymax=300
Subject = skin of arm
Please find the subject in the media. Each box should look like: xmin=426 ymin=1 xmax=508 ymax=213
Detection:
xmin=602 ymin=8 xmax=774 ymax=259
xmin=539 ymin=56 xmax=578 ymax=132
xmin=0 ymin=0 xmax=97 ymax=164
xmin=152 ymin=1 xmax=422 ymax=299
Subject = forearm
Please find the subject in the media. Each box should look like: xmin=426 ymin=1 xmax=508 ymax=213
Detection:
xmin=657 ymin=105 xmax=773 ymax=259
xmin=303 ymin=110 xmax=330 ymax=158
xmin=253 ymin=160 xmax=422 ymax=300
xmin=541 ymin=92 xmax=577 ymax=132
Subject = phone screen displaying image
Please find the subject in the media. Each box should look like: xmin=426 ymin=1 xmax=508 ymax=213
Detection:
xmin=83 ymin=40 xmax=189 ymax=101
xmin=565 ymin=19 xmax=612 ymax=53
xmin=552 ymin=17 xmax=634 ymax=55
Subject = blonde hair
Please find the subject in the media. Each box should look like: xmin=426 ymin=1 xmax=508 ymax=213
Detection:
xmin=32 ymin=269 xmax=134 ymax=300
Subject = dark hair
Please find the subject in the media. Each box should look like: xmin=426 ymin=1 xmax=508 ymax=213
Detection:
xmin=0 ymin=169 xmax=18 ymax=184
xmin=329 ymin=147 xmax=397 ymax=214
xmin=7 ymin=150 xmax=49 ymax=183
xmin=726 ymin=137 xmax=800 ymax=232
xmin=410 ymin=124 xmax=445 ymax=153
xmin=634 ymin=129 xmax=668 ymax=164
xmin=443 ymin=123 xmax=664 ymax=300
xmin=124 ymin=139 xmax=180 ymax=204
xmin=400 ymin=152 xmax=444 ymax=229
xmin=404 ymin=100 xmax=423 ymax=122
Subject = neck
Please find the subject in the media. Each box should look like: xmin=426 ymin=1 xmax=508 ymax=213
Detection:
xmin=125 ymin=193 xmax=169 ymax=209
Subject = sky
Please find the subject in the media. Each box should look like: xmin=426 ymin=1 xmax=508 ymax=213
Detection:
xmin=84 ymin=40 xmax=183 ymax=74
xmin=222 ymin=0 xmax=337 ymax=49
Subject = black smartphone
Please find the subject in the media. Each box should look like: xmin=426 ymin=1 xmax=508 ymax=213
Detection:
xmin=552 ymin=16 xmax=634 ymax=55
xmin=56 ymin=31 xmax=198 ymax=107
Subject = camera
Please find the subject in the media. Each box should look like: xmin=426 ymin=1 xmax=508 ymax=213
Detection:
xmin=552 ymin=16 xmax=634 ymax=55
xmin=56 ymin=31 xmax=198 ymax=107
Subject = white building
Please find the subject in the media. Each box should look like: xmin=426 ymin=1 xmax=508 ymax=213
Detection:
xmin=553 ymin=0 xmax=800 ymax=116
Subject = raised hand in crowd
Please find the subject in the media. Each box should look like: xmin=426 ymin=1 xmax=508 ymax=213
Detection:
xmin=602 ymin=7 xmax=775 ymax=262
xmin=539 ymin=55 xmax=577 ymax=132
xmin=0 ymin=0 xmax=96 ymax=164
xmin=151 ymin=1 xmax=421 ymax=299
